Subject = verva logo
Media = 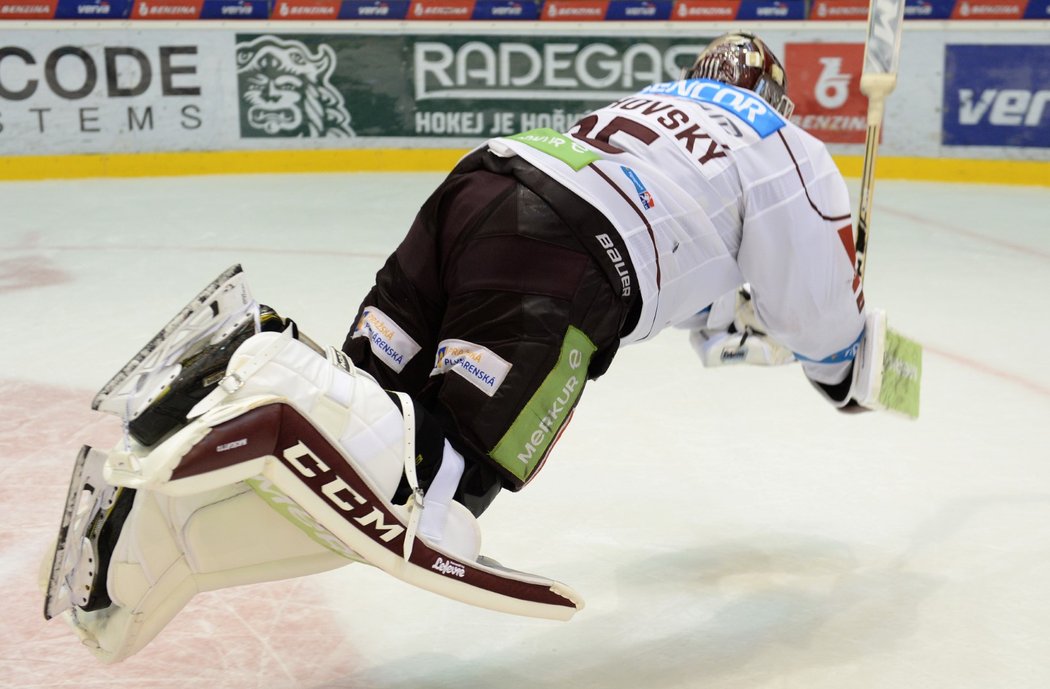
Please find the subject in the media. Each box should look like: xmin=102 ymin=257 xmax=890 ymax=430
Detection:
xmin=672 ymin=0 xmax=741 ymax=19
xmin=132 ymin=0 xmax=202 ymax=18
xmin=785 ymin=43 xmax=868 ymax=144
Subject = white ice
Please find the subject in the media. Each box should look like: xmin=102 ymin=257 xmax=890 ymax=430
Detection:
xmin=1 ymin=172 xmax=1048 ymax=688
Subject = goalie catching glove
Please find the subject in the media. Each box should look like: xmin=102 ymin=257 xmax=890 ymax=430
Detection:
xmin=689 ymin=286 xmax=795 ymax=367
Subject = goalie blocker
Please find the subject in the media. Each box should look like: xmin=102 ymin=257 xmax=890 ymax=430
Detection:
xmin=43 ymin=267 xmax=582 ymax=664
xmin=809 ymin=309 xmax=922 ymax=417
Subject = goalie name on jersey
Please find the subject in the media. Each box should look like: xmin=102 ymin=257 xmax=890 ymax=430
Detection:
xmin=640 ymin=79 xmax=787 ymax=138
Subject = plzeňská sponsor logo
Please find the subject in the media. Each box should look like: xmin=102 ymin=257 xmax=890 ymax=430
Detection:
xmin=352 ymin=306 xmax=422 ymax=373
xmin=0 ymin=43 xmax=202 ymax=142
xmin=413 ymin=39 xmax=705 ymax=103
xmin=430 ymin=338 xmax=512 ymax=397
xmin=236 ymin=35 xmax=355 ymax=138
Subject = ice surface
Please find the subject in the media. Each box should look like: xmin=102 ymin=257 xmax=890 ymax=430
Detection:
xmin=2 ymin=172 xmax=1048 ymax=688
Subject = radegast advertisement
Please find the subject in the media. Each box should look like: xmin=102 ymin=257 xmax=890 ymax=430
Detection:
xmin=234 ymin=33 xmax=710 ymax=139
xmin=942 ymin=44 xmax=1050 ymax=148
xmin=0 ymin=31 xmax=231 ymax=154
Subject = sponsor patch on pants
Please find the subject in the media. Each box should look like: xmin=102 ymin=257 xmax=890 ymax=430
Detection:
xmin=351 ymin=306 xmax=421 ymax=373
xmin=429 ymin=338 xmax=512 ymax=397
xmin=490 ymin=326 xmax=595 ymax=484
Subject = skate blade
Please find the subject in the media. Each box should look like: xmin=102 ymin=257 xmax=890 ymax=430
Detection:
xmin=92 ymin=264 xmax=259 ymax=423
xmin=44 ymin=446 xmax=115 ymax=620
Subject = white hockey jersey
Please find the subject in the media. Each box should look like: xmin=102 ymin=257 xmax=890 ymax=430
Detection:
xmin=488 ymin=78 xmax=866 ymax=386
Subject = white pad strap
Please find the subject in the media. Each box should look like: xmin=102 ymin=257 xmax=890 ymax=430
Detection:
xmin=420 ymin=443 xmax=464 ymax=543
xmin=390 ymin=390 xmax=468 ymax=559
xmin=393 ymin=391 xmax=424 ymax=562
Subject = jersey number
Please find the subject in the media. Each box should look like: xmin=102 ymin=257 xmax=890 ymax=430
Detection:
xmin=571 ymin=115 xmax=658 ymax=154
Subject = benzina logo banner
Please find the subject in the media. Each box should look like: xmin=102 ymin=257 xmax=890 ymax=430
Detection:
xmin=942 ymin=44 xmax=1050 ymax=148
xmin=672 ymin=0 xmax=741 ymax=19
xmin=132 ymin=0 xmax=203 ymax=18
xmin=541 ymin=0 xmax=609 ymax=20
xmin=408 ymin=0 xmax=475 ymax=19
xmin=0 ymin=0 xmax=57 ymax=18
xmin=784 ymin=43 xmax=867 ymax=144
xmin=272 ymin=0 xmax=341 ymax=18
xmin=950 ymin=0 xmax=1028 ymax=17
xmin=809 ymin=0 xmax=869 ymax=18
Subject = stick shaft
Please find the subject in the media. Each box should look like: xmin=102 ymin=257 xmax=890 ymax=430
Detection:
xmin=855 ymin=119 xmax=882 ymax=287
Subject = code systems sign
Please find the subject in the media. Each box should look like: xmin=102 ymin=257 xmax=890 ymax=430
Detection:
xmin=0 ymin=32 xmax=223 ymax=155
xmin=942 ymin=44 xmax=1050 ymax=148
xmin=784 ymin=43 xmax=868 ymax=144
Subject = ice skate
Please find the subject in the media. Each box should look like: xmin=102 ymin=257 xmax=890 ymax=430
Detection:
xmin=92 ymin=264 xmax=290 ymax=446
xmin=43 ymin=446 xmax=134 ymax=621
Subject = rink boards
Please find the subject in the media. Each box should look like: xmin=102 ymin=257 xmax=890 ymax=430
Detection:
xmin=0 ymin=20 xmax=1047 ymax=184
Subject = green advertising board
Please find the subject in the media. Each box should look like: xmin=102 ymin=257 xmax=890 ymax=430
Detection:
xmin=234 ymin=33 xmax=711 ymax=140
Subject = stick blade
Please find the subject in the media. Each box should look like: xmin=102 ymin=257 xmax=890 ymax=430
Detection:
xmin=879 ymin=327 xmax=922 ymax=419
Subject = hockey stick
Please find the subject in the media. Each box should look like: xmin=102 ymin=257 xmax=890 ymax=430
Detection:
xmin=855 ymin=0 xmax=906 ymax=286
xmin=854 ymin=0 xmax=923 ymax=419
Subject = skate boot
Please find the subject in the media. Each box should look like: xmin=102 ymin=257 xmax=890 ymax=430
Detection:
xmin=126 ymin=303 xmax=286 ymax=446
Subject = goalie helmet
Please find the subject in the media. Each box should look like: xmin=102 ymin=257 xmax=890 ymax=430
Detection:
xmin=684 ymin=32 xmax=794 ymax=118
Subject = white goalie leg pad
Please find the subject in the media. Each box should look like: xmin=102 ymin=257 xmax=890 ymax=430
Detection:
xmin=67 ymin=481 xmax=350 ymax=664
xmin=807 ymin=308 xmax=887 ymax=410
xmin=120 ymin=330 xmax=581 ymax=621
xmin=203 ymin=331 xmax=475 ymax=555
xmin=180 ymin=331 xmax=579 ymax=617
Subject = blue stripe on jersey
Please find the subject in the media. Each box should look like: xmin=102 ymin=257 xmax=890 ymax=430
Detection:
xmin=793 ymin=330 xmax=864 ymax=364
xmin=639 ymin=79 xmax=786 ymax=139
